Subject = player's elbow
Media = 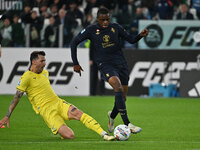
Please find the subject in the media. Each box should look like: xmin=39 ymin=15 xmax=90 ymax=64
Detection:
xmin=129 ymin=40 xmax=137 ymax=44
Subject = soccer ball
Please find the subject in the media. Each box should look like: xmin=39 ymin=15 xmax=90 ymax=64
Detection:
xmin=114 ymin=124 xmax=131 ymax=141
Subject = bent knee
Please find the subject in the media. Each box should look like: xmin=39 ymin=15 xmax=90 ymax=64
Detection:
xmin=58 ymin=124 xmax=75 ymax=139
xmin=113 ymin=86 xmax=123 ymax=92
xmin=117 ymin=86 xmax=123 ymax=92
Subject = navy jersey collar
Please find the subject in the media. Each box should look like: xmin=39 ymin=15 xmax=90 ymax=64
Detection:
xmin=96 ymin=23 xmax=111 ymax=30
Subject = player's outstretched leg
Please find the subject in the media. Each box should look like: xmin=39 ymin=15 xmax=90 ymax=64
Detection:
xmin=68 ymin=105 xmax=115 ymax=140
xmin=80 ymin=113 xmax=115 ymax=141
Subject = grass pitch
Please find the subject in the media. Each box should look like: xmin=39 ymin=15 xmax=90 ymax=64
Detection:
xmin=0 ymin=95 xmax=200 ymax=150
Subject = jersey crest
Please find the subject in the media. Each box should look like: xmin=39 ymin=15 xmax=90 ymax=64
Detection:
xmin=103 ymin=35 xmax=110 ymax=43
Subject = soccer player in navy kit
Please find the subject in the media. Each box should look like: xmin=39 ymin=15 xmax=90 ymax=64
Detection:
xmin=71 ymin=7 xmax=148 ymax=134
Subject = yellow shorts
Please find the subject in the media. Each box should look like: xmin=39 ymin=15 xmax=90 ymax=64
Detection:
xmin=40 ymin=98 xmax=71 ymax=135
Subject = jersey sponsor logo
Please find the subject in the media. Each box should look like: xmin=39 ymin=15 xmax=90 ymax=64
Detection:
xmin=102 ymin=35 xmax=115 ymax=48
xmin=103 ymin=35 xmax=110 ymax=42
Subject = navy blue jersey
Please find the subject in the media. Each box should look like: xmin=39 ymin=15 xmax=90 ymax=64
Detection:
xmin=71 ymin=23 xmax=142 ymax=65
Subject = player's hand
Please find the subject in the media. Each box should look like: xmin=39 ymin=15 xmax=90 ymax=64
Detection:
xmin=0 ymin=116 xmax=10 ymax=128
xmin=73 ymin=65 xmax=84 ymax=76
xmin=140 ymin=29 xmax=148 ymax=37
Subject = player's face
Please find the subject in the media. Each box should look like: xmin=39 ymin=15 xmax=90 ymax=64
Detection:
xmin=35 ymin=55 xmax=46 ymax=73
xmin=97 ymin=13 xmax=110 ymax=28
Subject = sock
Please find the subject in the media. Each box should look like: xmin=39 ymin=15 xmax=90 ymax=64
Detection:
xmin=115 ymin=92 xmax=130 ymax=125
xmin=80 ymin=113 xmax=104 ymax=135
xmin=100 ymin=131 xmax=107 ymax=137
xmin=110 ymin=101 xmax=118 ymax=119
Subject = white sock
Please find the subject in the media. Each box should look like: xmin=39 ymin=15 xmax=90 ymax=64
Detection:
xmin=100 ymin=131 xmax=107 ymax=137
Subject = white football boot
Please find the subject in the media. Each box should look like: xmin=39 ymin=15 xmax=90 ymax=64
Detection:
xmin=128 ymin=123 xmax=142 ymax=134
xmin=107 ymin=111 xmax=115 ymax=133
xmin=101 ymin=131 xmax=115 ymax=141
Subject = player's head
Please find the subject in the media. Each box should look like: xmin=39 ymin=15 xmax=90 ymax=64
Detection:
xmin=30 ymin=51 xmax=46 ymax=73
xmin=97 ymin=7 xmax=110 ymax=28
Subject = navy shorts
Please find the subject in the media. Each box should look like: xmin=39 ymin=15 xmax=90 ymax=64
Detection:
xmin=98 ymin=63 xmax=129 ymax=85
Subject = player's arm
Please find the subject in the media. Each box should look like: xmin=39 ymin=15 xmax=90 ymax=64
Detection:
xmin=71 ymin=28 xmax=90 ymax=76
xmin=117 ymin=24 xmax=148 ymax=43
xmin=0 ymin=90 xmax=24 ymax=128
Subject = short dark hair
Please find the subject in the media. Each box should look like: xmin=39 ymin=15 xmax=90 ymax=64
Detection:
xmin=97 ymin=7 xmax=110 ymax=17
xmin=30 ymin=51 xmax=45 ymax=64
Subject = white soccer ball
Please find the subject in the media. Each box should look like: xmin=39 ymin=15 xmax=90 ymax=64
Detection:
xmin=114 ymin=124 xmax=131 ymax=141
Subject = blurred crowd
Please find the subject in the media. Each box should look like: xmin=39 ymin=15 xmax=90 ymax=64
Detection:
xmin=0 ymin=0 xmax=199 ymax=48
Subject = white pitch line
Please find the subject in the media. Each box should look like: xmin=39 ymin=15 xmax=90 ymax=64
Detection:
xmin=1 ymin=141 xmax=200 ymax=144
